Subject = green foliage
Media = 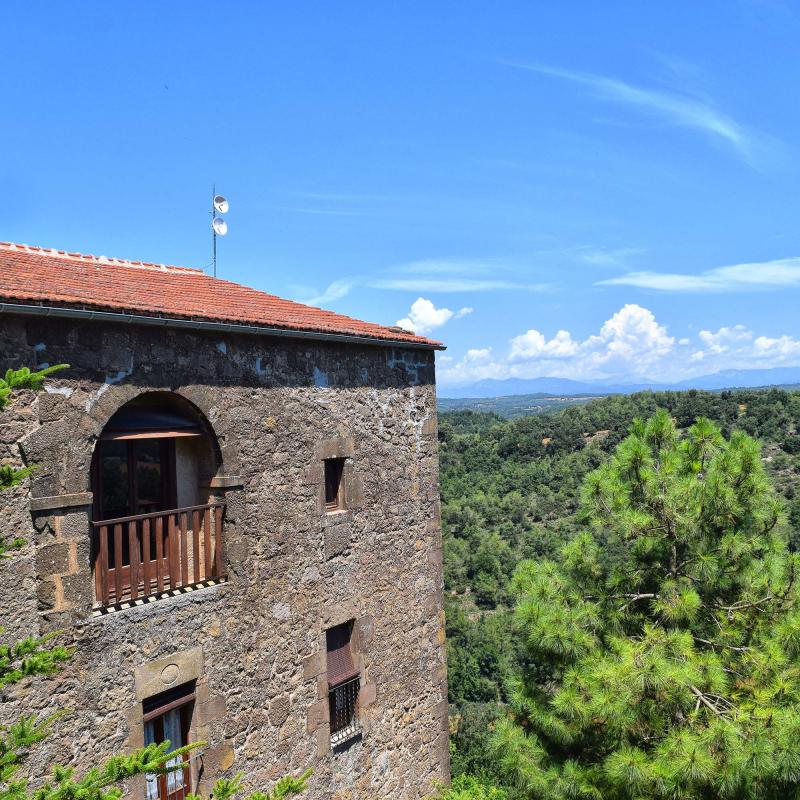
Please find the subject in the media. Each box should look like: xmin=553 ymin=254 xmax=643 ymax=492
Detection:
xmin=429 ymin=774 xmax=508 ymax=799
xmin=0 ymin=632 xmax=72 ymax=690
xmin=494 ymin=412 xmax=800 ymax=799
xmin=3 ymin=741 xmax=200 ymax=800
xmin=186 ymin=768 xmax=311 ymax=800
xmin=441 ymin=390 xmax=800 ymax=716
xmin=0 ymin=365 xmax=68 ymax=412
xmin=445 ymin=599 xmax=517 ymax=706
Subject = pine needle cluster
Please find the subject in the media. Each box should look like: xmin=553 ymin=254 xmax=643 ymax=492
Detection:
xmin=494 ymin=410 xmax=800 ymax=799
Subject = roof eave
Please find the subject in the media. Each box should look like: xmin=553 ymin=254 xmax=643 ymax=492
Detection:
xmin=0 ymin=302 xmax=446 ymax=351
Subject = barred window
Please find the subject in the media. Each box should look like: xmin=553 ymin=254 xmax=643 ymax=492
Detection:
xmin=326 ymin=621 xmax=361 ymax=745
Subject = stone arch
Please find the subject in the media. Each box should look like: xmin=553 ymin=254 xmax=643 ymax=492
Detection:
xmin=89 ymin=391 xmax=224 ymax=521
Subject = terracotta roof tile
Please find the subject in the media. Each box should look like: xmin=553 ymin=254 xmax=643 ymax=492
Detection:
xmin=0 ymin=242 xmax=442 ymax=349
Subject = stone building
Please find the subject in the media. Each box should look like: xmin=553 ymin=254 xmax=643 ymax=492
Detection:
xmin=0 ymin=242 xmax=449 ymax=799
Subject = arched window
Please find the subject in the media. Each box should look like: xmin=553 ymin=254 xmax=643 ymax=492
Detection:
xmin=91 ymin=394 xmax=225 ymax=609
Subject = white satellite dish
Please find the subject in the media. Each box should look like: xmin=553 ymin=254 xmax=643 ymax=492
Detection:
xmin=213 ymin=195 xmax=229 ymax=214
xmin=212 ymin=217 xmax=228 ymax=236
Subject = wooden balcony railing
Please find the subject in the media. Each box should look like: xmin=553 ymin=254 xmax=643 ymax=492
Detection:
xmin=93 ymin=503 xmax=225 ymax=608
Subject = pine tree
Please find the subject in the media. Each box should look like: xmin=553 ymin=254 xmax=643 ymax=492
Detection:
xmin=493 ymin=410 xmax=800 ymax=799
xmin=0 ymin=365 xmax=310 ymax=800
xmin=431 ymin=774 xmax=508 ymax=799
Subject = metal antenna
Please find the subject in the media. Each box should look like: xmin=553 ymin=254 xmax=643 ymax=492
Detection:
xmin=211 ymin=185 xmax=229 ymax=277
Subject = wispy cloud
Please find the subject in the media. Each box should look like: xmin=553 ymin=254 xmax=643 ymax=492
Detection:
xmin=599 ymin=257 xmax=800 ymax=292
xmin=574 ymin=246 xmax=643 ymax=267
xmin=372 ymin=277 xmax=547 ymax=292
xmin=296 ymin=258 xmax=550 ymax=306
xmin=298 ymin=279 xmax=358 ymax=307
xmin=393 ymin=259 xmax=505 ymax=276
xmin=294 ymin=190 xmax=396 ymax=202
xmin=502 ymin=61 xmax=764 ymax=163
xmin=274 ymin=206 xmax=377 ymax=217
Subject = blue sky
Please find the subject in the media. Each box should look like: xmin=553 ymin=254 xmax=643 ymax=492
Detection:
xmin=5 ymin=1 xmax=800 ymax=388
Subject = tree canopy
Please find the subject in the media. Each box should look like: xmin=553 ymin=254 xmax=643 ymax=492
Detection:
xmin=493 ymin=411 xmax=800 ymax=799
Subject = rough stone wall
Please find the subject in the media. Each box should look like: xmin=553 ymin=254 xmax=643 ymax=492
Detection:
xmin=0 ymin=314 xmax=448 ymax=799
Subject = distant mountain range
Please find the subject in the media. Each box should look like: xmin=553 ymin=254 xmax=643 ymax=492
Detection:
xmin=437 ymin=367 xmax=800 ymax=399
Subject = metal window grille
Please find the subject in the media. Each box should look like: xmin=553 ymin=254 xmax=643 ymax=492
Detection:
xmin=328 ymin=675 xmax=361 ymax=745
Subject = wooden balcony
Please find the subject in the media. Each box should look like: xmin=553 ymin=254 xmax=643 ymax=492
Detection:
xmin=93 ymin=503 xmax=225 ymax=608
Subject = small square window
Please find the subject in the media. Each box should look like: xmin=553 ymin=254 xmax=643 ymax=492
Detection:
xmin=324 ymin=458 xmax=345 ymax=512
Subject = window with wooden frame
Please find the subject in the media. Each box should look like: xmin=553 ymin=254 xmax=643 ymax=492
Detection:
xmin=326 ymin=621 xmax=361 ymax=745
xmin=324 ymin=458 xmax=345 ymax=512
xmin=143 ymin=683 xmax=195 ymax=800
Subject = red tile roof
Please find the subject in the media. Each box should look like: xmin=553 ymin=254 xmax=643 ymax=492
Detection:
xmin=0 ymin=242 xmax=442 ymax=349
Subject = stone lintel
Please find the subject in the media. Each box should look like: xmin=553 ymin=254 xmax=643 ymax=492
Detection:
xmin=317 ymin=436 xmax=355 ymax=461
xmin=30 ymin=492 xmax=93 ymax=513
xmin=134 ymin=646 xmax=204 ymax=701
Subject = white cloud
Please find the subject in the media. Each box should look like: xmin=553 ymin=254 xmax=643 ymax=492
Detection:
xmin=697 ymin=324 xmax=752 ymax=353
xmin=395 ymin=297 xmax=473 ymax=335
xmin=690 ymin=325 xmax=800 ymax=368
xmin=754 ymin=335 xmax=800 ymax=358
xmin=440 ymin=308 xmax=800 ymax=388
xmin=504 ymin=61 xmax=761 ymax=162
xmin=442 ymin=304 xmax=675 ymax=385
xmin=510 ymin=329 xmax=578 ymax=359
xmin=585 ymin=304 xmax=674 ymax=371
xmin=599 ymin=257 xmax=800 ymax=293
xmin=464 ymin=347 xmax=492 ymax=361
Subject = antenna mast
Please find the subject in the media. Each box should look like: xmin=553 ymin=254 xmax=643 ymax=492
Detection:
xmin=211 ymin=186 xmax=229 ymax=277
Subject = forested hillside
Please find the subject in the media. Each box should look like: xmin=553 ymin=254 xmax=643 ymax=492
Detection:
xmin=440 ymin=388 xmax=800 ymax=789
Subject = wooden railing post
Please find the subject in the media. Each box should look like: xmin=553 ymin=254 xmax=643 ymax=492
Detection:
xmin=98 ymin=525 xmax=109 ymax=607
xmin=213 ymin=505 xmax=224 ymax=578
xmin=129 ymin=520 xmax=140 ymax=601
xmin=113 ymin=523 xmax=123 ymax=603
xmin=142 ymin=518 xmax=152 ymax=596
xmin=192 ymin=510 xmax=201 ymax=584
xmin=168 ymin=513 xmax=179 ymax=588
xmin=180 ymin=512 xmax=189 ymax=587
xmin=203 ymin=507 xmax=212 ymax=578
xmin=155 ymin=515 xmax=165 ymax=594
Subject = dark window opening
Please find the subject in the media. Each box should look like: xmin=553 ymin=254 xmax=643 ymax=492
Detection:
xmin=326 ymin=621 xmax=361 ymax=744
xmin=324 ymin=458 xmax=345 ymax=512
xmin=143 ymin=683 xmax=195 ymax=800
xmin=95 ymin=438 xmax=177 ymax=522
xmin=93 ymin=438 xmax=177 ymax=574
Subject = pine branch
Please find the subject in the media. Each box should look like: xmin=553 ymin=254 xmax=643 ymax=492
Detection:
xmin=0 ymin=365 xmax=68 ymax=411
xmin=0 ymin=633 xmax=72 ymax=692
xmin=689 ymin=686 xmax=726 ymax=717
xmin=693 ymin=637 xmax=749 ymax=653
